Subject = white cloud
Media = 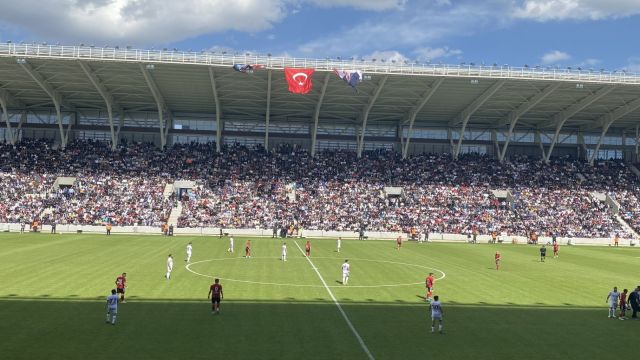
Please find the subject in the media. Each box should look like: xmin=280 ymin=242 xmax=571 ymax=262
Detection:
xmin=513 ymin=0 xmax=640 ymax=21
xmin=307 ymin=0 xmax=406 ymax=11
xmin=627 ymin=58 xmax=640 ymax=74
xmin=364 ymin=50 xmax=408 ymax=62
xmin=298 ymin=2 xmax=503 ymax=56
xmin=576 ymin=58 xmax=601 ymax=68
xmin=414 ymin=46 xmax=462 ymax=60
xmin=541 ymin=50 xmax=571 ymax=65
xmin=0 ymin=0 xmax=289 ymax=44
xmin=0 ymin=0 xmax=404 ymax=45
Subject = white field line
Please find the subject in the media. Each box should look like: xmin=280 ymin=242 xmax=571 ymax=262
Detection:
xmin=293 ymin=241 xmax=375 ymax=360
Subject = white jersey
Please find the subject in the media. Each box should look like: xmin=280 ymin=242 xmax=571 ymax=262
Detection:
xmin=342 ymin=262 xmax=350 ymax=274
xmin=229 ymin=237 xmax=234 ymax=247
xmin=430 ymin=300 xmax=442 ymax=318
xmin=282 ymin=244 xmax=287 ymax=255
xmin=186 ymin=244 xmax=192 ymax=255
xmin=337 ymin=239 xmax=341 ymax=248
xmin=106 ymin=294 xmax=118 ymax=310
xmin=609 ymin=291 xmax=620 ymax=305
xmin=167 ymin=257 xmax=174 ymax=271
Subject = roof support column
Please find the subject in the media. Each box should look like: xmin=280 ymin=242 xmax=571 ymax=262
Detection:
xmin=636 ymin=124 xmax=640 ymax=157
xmin=15 ymin=111 xmax=26 ymax=143
xmin=544 ymin=86 xmax=615 ymax=163
xmin=18 ymin=60 xmax=72 ymax=149
xmin=0 ymin=92 xmax=14 ymax=145
xmin=451 ymin=80 xmax=505 ymax=160
xmin=265 ymin=70 xmax=272 ymax=151
xmin=78 ymin=61 xmax=120 ymax=150
xmin=311 ymin=73 xmax=331 ymax=157
xmin=536 ymin=131 xmax=547 ymax=159
xmin=116 ymin=112 xmax=124 ymax=143
xmin=587 ymin=97 xmax=640 ymax=165
xmin=140 ymin=64 xmax=169 ymax=150
xmin=208 ymin=68 xmax=222 ymax=153
xmin=497 ymin=82 xmax=561 ymax=162
xmin=357 ymin=75 xmax=388 ymax=158
xmin=402 ymin=78 xmax=444 ymax=159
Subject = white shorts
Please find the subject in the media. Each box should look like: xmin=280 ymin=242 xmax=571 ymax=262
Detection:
xmin=108 ymin=307 xmax=118 ymax=315
xmin=431 ymin=313 xmax=442 ymax=320
xmin=610 ymin=301 xmax=618 ymax=308
xmin=343 ymin=272 xmax=350 ymax=277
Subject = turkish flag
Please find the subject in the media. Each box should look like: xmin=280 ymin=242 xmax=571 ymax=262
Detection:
xmin=284 ymin=68 xmax=315 ymax=94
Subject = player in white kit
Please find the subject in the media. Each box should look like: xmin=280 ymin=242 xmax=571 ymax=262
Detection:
xmin=228 ymin=236 xmax=234 ymax=253
xmin=166 ymin=254 xmax=174 ymax=280
xmin=607 ymin=287 xmax=620 ymax=318
xmin=281 ymin=243 xmax=287 ymax=261
xmin=185 ymin=242 xmax=193 ymax=263
xmin=341 ymin=260 xmax=350 ymax=285
xmin=430 ymin=295 xmax=443 ymax=333
xmin=337 ymin=237 xmax=342 ymax=253
xmin=105 ymin=289 xmax=118 ymax=325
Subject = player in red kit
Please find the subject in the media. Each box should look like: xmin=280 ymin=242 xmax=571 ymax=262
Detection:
xmin=619 ymin=288 xmax=628 ymax=320
xmin=115 ymin=272 xmax=127 ymax=303
xmin=553 ymin=242 xmax=559 ymax=258
xmin=396 ymin=236 xmax=402 ymax=250
xmin=305 ymin=240 xmax=311 ymax=257
xmin=425 ymin=273 xmax=435 ymax=302
xmin=495 ymin=251 xmax=501 ymax=270
xmin=245 ymin=240 xmax=251 ymax=258
xmin=207 ymin=278 xmax=224 ymax=314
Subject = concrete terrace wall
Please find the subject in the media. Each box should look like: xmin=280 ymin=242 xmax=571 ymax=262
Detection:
xmin=0 ymin=222 xmax=636 ymax=247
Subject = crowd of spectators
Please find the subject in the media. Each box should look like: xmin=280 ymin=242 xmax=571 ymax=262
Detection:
xmin=0 ymin=138 xmax=637 ymax=238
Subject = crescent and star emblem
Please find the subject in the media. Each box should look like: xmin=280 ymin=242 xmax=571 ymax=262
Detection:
xmin=292 ymin=72 xmax=308 ymax=85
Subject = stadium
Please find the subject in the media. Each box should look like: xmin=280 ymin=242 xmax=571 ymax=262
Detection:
xmin=2 ymin=40 xmax=640 ymax=359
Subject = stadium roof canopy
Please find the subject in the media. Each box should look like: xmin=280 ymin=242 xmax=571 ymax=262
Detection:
xmin=1 ymin=43 xmax=640 ymax=159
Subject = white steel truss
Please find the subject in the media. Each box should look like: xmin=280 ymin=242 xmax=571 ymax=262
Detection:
xmin=587 ymin=97 xmax=640 ymax=164
xmin=208 ymin=67 xmax=222 ymax=153
xmin=0 ymin=87 xmax=25 ymax=145
xmin=402 ymin=77 xmax=444 ymax=159
xmin=140 ymin=63 xmax=172 ymax=149
xmin=543 ymin=86 xmax=615 ymax=162
xmin=17 ymin=59 xmax=74 ymax=149
xmin=78 ymin=61 xmax=122 ymax=149
xmin=497 ymin=82 xmax=562 ymax=162
xmin=357 ymin=75 xmax=388 ymax=158
xmin=311 ymin=73 xmax=331 ymax=157
xmin=451 ymin=80 xmax=505 ymax=159
xmin=265 ymin=69 xmax=272 ymax=150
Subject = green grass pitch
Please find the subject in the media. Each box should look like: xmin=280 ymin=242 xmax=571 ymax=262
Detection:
xmin=0 ymin=232 xmax=638 ymax=360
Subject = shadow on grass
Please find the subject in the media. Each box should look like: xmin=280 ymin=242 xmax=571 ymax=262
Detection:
xmin=0 ymin=298 xmax=637 ymax=360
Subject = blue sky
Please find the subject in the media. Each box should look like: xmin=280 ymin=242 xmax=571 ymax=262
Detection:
xmin=1 ymin=0 xmax=640 ymax=72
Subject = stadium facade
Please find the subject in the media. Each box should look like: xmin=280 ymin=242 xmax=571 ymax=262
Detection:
xmin=1 ymin=43 xmax=640 ymax=163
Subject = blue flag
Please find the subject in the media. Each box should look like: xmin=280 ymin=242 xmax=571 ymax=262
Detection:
xmin=333 ymin=69 xmax=363 ymax=89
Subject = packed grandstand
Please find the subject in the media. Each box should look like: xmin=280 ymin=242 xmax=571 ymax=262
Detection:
xmin=0 ymin=137 xmax=638 ymax=240
xmin=1 ymin=44 xmax=640 ymax=241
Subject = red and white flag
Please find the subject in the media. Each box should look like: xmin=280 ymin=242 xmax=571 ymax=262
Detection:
xmin=284 ymin=68 xmax=315 ymax=94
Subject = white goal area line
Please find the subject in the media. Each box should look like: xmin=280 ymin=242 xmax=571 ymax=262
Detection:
xmin=293 ymin=241 xmax=375 ymax=360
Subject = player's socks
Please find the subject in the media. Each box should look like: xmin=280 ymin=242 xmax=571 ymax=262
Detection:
xmin=106 ymin=313 xmax=110 ymax=323
xmin=438 ymin=325 xmax=443 ymax=333
xmin=431 ymin=326 xmax=434 ymax=333
xmin=111 ymin=315 xmax=116 ymax=325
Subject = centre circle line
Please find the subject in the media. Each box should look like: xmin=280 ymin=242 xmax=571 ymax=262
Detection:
xmin=185 ymin=256 xmax=446 ymax=288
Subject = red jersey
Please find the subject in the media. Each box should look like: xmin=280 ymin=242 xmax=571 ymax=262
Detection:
xmin=426 ymin=275 xmax=434 ymax=288
xmin=495 ymin=253 xmax=501 ymax=261
xmin=397 ymin=237 xmax=402 ymax=244
xmin=553 ymin=243 xmax=559 ymax=252
xmin=210 ymin=284 xmax=222 ymax=298
xmin=305 ymin=243 xmax=311 ymax=251
xmin=620 ymin=293 xmax=627 ymax=305
xmin=116 ymin=276 xmax=126 ymax=289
